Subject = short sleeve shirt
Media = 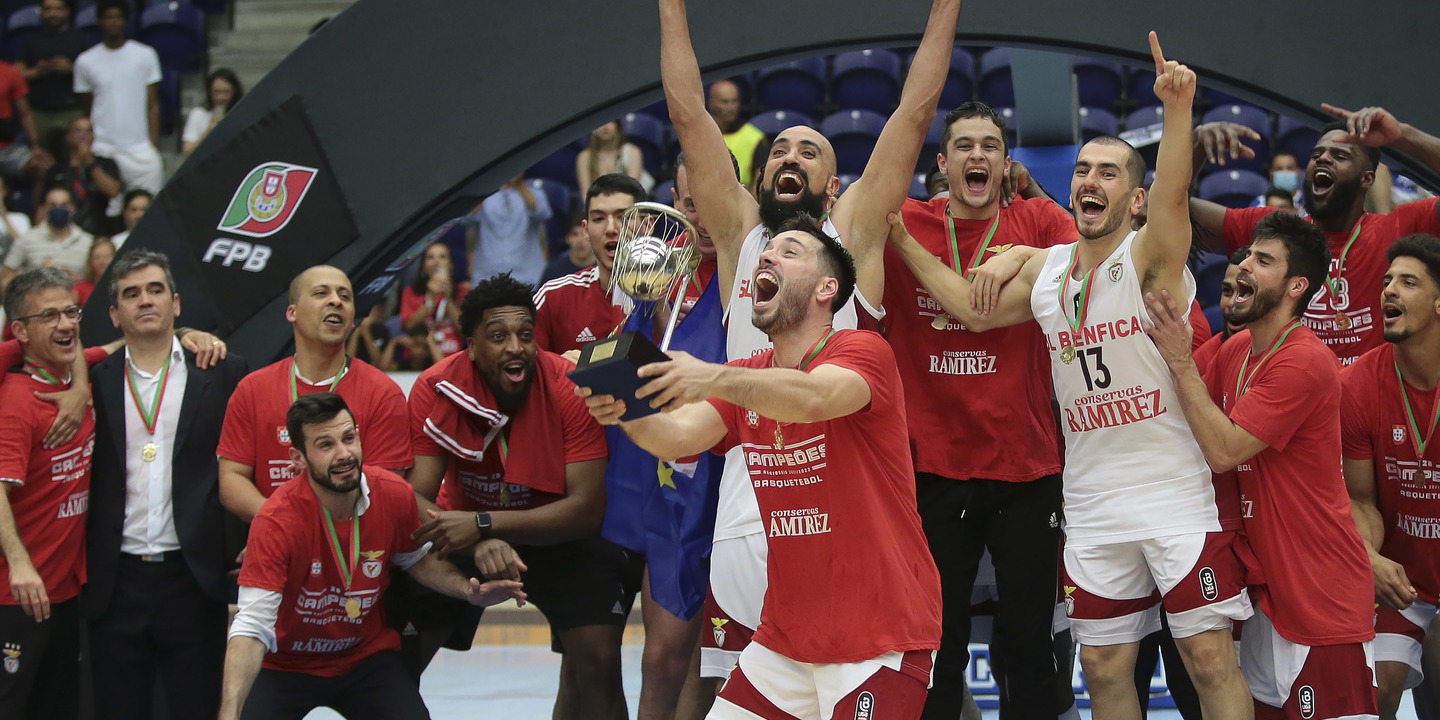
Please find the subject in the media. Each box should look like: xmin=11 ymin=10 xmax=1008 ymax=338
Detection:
xmin=532 ymin=265 xmax=628 ymax=354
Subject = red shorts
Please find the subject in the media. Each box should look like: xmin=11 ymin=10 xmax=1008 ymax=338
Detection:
xmin=1239 ymin=608 xmax=1377 ymax=720
xmin=711 ymin=643 xmax=934 ymax=720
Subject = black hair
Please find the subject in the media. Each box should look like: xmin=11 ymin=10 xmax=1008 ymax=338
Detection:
xmin=940 ymin=101 xmax=1009 ymax=155
xmin=584 ymin=173 xmax=646 ymax=214
xmin=1252 ymin=211 xmax=1330 ymax=315
xmin=1386 ymin=233 xmax=1440 ymax=292
xmin=286 ymin=392 xmax=353 ymax=451
xmin=203 ymin=68 xmax=244 ymax=111
xmin=1263 ymin=188 xmax=1295 ymax=206
xmin=96 ymin=0 xmax=128 ymax=21
xmin=107 ymin=248 xmax=177 ymax=306
xmin=1085 ymin=136 xmax=1148 ymax=191
xmin=409 ymin=241 xmax=462 ymax=296
xmin=4 ymin=267 xmax=73 ymax=320
xmin=675 ymin=150 xmax=742 ymax=183
xmin=1319 ymin=122 xmax=1382 ymax=173
xmin=459 ymin=272 xmax=536 ymax=339
xmin=1229 ymin=245 xmax=1251 ymax=266
xmin=774 ymin=213 xmax=855 ymax=314
xmin=122 ymin=187 xmax=152 ymax=209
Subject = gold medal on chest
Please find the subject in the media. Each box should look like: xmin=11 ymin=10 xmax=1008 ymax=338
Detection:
xmin=141 ymin=441 xmax=158 ymax=462
xmin=1060 ymin=345 xmax=1077 ymax=365
xmin=345 ymin=598 xmax=361 ymax=619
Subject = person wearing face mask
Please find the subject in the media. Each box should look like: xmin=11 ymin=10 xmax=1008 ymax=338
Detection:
xmin=0 ymin=186 xmax=93 ymax=293
xmin=1250 ymin=151 xmax=1305 ymax=212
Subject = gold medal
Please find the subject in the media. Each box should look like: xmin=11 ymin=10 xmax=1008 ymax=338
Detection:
xmin=345 ymin=598 xmax=360 ymax=619
xmin=499 ymin=485 xmax=512 ymax=506
xmin=1060 ymin=345 xmax=1077 ymax=365
xmin=1335 ymin=311 xmax=1352 ymax=331
xmin=774 ymin=427 xmax=785 ymax=451
xmin=931 ymin=313 xmax=950 ymax=330
xmin=141 ymin=441 xmax=157 ymax=462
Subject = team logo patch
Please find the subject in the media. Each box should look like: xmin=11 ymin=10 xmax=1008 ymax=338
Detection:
xmin=361 ymin=551 xmax=385 ymax=579
xmin=746 ymin=410 xmax=759 ymax=428
xmin=1063 ymin=585 xmax=1077 ymax=617
xmin=1394 ymin=425 xmax=1407 ymax=444
xmin=277 ymin=426 xmax=290 ymax=445
xmin=217 ymin=162 xmax=318 ymax=238
xmin=1108 ymin=260 xmax=1124 ymax=282
xmin=711 ymin=617 xmax=728 ymax=647
xmin=1198 ymin=566 xmax=1219 ymax=601
xmin=310 ymin=560 xmax=322 ymax=575
xmin=1298 ymin=685 xmax=1316 ymax=719
xmin=2 ymin=643 xmax=18 ymax=675
xmin=986 ymin=243 xmax=1013 ymax=255
xmin=854 ymin=691 xmax=875 ymax=720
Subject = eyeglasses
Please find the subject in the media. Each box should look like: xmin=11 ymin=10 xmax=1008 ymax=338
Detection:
xmin=14 ymin=305 xmax=83 ymax=325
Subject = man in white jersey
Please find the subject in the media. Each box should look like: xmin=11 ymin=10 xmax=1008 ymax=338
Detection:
xmin=658 ymin=0 xmax=960 ymax=696
xmin=887 ymin=34 xmax=1255 ymax=720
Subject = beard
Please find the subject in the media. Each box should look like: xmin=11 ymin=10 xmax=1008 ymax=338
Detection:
xmin=1383 ymin=326 xmax=1414 ymax=343
xmin=758 ymin=164 xmax=828 ymax=233
xmin=1076 ymin=205 xmax=1130 ymax=241
xmin=312 ymin=457 xmax=362 ymax=493
xmin=482 ymin=362 xmax=535 ymax=414
xmin=752 ymin=284 xmax=808 ymax=336
xmin=1303 ymin=175 xmax=1364 ymax=223
xmin=1224 ymin=283 xmax=1286 ymax=326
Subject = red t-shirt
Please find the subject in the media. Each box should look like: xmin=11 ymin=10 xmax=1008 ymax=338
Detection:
xmin=1206 ymin=327 xmax=1373 ymax=645
xmin=1188 ymin=300 xmax=1212 ymax=350
xmin=1222 ymin=200 xmax=1440 ymax=366
xmin=409 ymin=352 xmax=607 ymax=511
xmin=533 ymin=265 xmax=627 ymax=354
xmin=885 ymin=196 xmax=1073 ymax=482
xmin=1342 ymin=344 xmax=1440 ymax=602
xmin=399 ymin=285 xmax=467 ymax=357
xmin=218 ymin=357 xmax=412 ymax=496
xmin=0 ymin=369 xmax=95 ymax=605
xmin=0 ymin=339 xmax=108 ymax=374
xmin=239 ymin=467 xmax=421 ymax=677
xmin=0 ymin=62 xmax=26 ymax=149
xmin=1193 ymin=333 xmax=1224 ymax=375
xmin=707 ymin=330 xmax=941 ymax=662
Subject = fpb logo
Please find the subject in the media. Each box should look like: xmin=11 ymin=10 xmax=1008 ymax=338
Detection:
xmin=202 ymin=239 xmax=271 ymax=272
xmin=218 ymin=162 xmax=318 ymax=238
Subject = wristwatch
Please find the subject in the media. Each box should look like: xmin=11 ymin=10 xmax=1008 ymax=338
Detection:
xmin=474 ymin=511 xmax=492 ymax=540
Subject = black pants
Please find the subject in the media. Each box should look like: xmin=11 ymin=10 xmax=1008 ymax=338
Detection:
xmin=241 ymin=650 xmax=430 ymax=720
xmin=917 ymin=473 xmax=1063 ymax=720
xmin=0 ymin=598 xmax=80 ymax=720
xmin=88 ymin=553 xmax=228 ymax=720
xmin=1135 ymin=615 xmax=1201 ymax=720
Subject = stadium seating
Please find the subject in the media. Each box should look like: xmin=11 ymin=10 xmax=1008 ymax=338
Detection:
xmin=977 ymin=48 xmax=1013 ymax=108
xmin=1276 ymin=116 xmax=1321 ymax=163
xmin=138 ymin=1 xmax=207 ymax=74
xmin=527 ymin=138 xmax=583 ymax=191
xmin=821 ymin=109 xmax=887 ymax=176
xmin=1122 ymin=105 xmax=1165 ymax=167
xmin=74 ymin=3 xmax=102 ymax=44
xmin=1073 ymin=57 xmax=1123 ymax=111
xmin=830 ymin=49 xmax=901 ymax=113
xmin=1126 ymin=65 xmax=1159 ymax=108
xmin=1078 ymin=106 xmax=1119 ymax=142
xmin=1199 ymin=104 xmax=1272 ymax=176
xmin=939 ymin=47 xmax=976 ymax=109
xmin=836 ymin=173 xmax=860 ymax=195
xmin=749 ymin=109 xmax=814 ymax=136
xmin=756 ymin=58 xmax=827 ymax=116
xmin=1197 ymin=169 xmax=1270 ymax=209
xmin=2 ymin=5 xmax=43 ymax=62
xmin=653 ymin=178 xmax=675 ymax=206
xmin=1193 ymin=251 xmax=1230 ymax=308
xmin=909 ymin=173 xmax=928 ymax=200
xmin=621 ymin=112 xmax=666 ymax=178
xmin=529 ymin=178 xmax=573 ymax=258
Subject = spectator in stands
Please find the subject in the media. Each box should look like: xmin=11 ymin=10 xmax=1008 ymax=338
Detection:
xmin=469 ymin=174 xmax=550 ymax=289
xmin=0 ymin=58 xmax=52 ymax=184
xmin=45 ymin=116 xmax=123 ymax=237
xmin=575 ymin=120 xmax=650 ymax=195
xmin=925 ymin=164 xmax=948 ymax=200
xmin=708 ymin=79 xmax=766 ymax=191
xmin=20 ymin=0 xmax=91 ymax=163
xmin=539 ymin=213 xmax=595 ymax=284
xmin=75 ymin=0 xmax=163 ymax=195
xmin=1264 ymin=187 xmax=1296 ymax=211
xmin=398 ymin=241 xmax=467 ymax=368
xmin=1252 ymin=150 xmax=1304 ymax=211
xmin=0 ymin=186 xmax=94 ymax=289
xmin=72 ymin=236 xmax=113 ymax=304
xmin=0 ymin=176 xmax=33 ymax=266
xmin=346 ymin=301 xmax=398 ymax=373
xmin=181 ymin=69 xmax=243 ymax=159
xmin=109 ymin=188 xmax=151 ymax=250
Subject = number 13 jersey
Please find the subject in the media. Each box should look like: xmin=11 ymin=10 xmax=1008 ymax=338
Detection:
xmin=1030 ymin=231 xmax=1222 ymax=544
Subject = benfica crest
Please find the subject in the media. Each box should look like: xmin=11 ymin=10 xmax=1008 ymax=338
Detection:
xmin=1107 ymin=261 xmax=1124 ymax=282
xmin=361 ymin=550 xmax=385 ymax=579
xmin=217 ymin=162 xmax=318 ymax=238
xmin=1394 ymin=425 xmax=1407 ymax=444
xmin=1063 ymin=585 xmax=1077 ymax=617
xmin=710 ymin=617 xmax=729 ymax=647
xmin=3 ymin=643 xmax=19 ymax=675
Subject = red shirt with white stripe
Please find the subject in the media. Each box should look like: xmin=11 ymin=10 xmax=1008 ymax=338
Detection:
xmin=533 ymin=266 xmax=628 ymax=354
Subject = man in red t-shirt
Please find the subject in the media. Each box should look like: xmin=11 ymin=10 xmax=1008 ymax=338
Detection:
xmin=0 ymin=267 xmax=97 ymax=719
xmin=1343 ymin=234 xmax=1440 ymax=719
xmin=1148 ymin=212 xmax=1376 ymax=719
xmin=1189 ymin=105 xmax=1440 ymax=366
xmin=218 ymin=392 xmax=523 ymax=720
xmin=578 ymin=217 xmax=942 ymax=720
xmin=404 ymin=274 xmax=638 ymax=720
xmin=887 ymin=100 xmax=1074 ymax=719
xmin=1194 ymin=246 xmax=1252 ymax=373
xmin=533 ymin=174 xmax=648 ymax=354
xmin=0 ymin=58 xmax=50 ymax=182
xmin=218 ymin=265 xmax=411 ymax=524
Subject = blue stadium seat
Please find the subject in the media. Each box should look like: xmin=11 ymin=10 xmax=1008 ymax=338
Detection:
xmin=529 ymin=178 xmax=573 ymax=259
xmin=756 ymin=58 xmax=826 ymax=116
xmin=1276 ymin=116 xmax=1321 ymax=164
xmin=1200 ymin=104 xmax=1272 ymax=176
xmin=749 ymin=109 xmax=814 ymax=136
xmin=977 ymin=48 xmax=1012 ymax=108
xmin=995 ymin=106 xmax=1018 ymax=149
xmin=622 ymin=112 xmax=666 ymax=178
xmin=527 ymin=137 xmax=583 ymax=190
xmin=1073 ymin=57 xmax=1123 ymax=111
xmin=1126 ymin=65 xmax=1158 ymax=108
xmin=909 ymin=173 xmax=928 ymax=200
xmin=820 ymin=109 xmax=887 ymax=176
xmin=2 ymin=5 xmax=43 ymax=62
xmin=919 ymin=109 xmax=946 ymax=173
xmin=836 ymin=173 xmax=860 ymax=196
xmin=1204 ymin=88 xmax=1261 ymax=111
xmin=1198 ymin=169 xmax=1270 ymax=209
xmin=74 ymin=3 xmax=102 ymax=44
xmin=1203 ymin=303 xmax=1225 ymax=334
xmin=1078 ymin=106 xmax=1119 ymax=142
xmin=830 ymin=49 xmax=901 ymax=113
xmin=940 ymin=47 xmax=975 ymax=109
xmin=1122 ymin=105 xmax=1165 ymax=167
xmin=138 ymin=1 xmax=207 ymax=74
xmin=1193 ymin=252 xmax=1229 ymax=308
xmin=634 ymin=98 xmax=669 ymax=123
xmin=653 ymin=178 xmax=675 ymax=206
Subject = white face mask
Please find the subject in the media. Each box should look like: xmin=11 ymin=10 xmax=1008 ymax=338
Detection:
xmin=1271 ymin=169 xmax=1300 ymax=192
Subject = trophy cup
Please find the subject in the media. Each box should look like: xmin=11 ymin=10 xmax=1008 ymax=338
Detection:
xmin=568 ymin=201 xmax=701 ymax=421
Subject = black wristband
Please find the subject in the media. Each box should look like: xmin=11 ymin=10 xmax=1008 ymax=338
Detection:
xmin=474 ymin=511 xmax=492 ymax=540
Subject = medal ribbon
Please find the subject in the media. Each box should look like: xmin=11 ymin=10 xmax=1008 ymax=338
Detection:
xmin=22 ymin=355 xmax=61 ymax=385
xmin=1235 ymin=319 xmax=1304 ymax=398
xmin=1055 ymin=246 xmax=1104 ymax=339
xmin=125 ymin=353 xmax=172 ymax=435
xmin=946 ymin=209 xmax=1003 ymax=281
xmin=797 ymin=329 xmax=835 ymax=371
xmin=1321 ymin=216 xmax=1364 ymax=305
xmin=1394 ymin=360 xmax=1440 ymax=457
xmin=322 ymin=499 xmax=361 ymax=591
xmin=290 ymin=356 xmax=352 ymax=403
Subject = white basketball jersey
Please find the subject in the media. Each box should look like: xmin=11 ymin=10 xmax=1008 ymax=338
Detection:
xmin=1030 ymin=231 xmax=1217 ymax=544
xmin=716 ymin=221 xmax=883 ymax=540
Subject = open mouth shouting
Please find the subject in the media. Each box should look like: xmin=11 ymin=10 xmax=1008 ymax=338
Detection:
xmin=1382 ymin=300 xmax=1404 ymax=328
xmin=963 ymin=166 xmax=990 ymax=196
xmin=1310 ymin=167 xmax=1336 ymax=199
xmin=500 ymin=358 xmax=529 ymax=385
xmin=1231 ymin=274 xmax=1257 ymax=310
xmin=322 ymin=311 xmax=347 ymax=331
xmin=753 ymin=268 xmax=781 ymax=309
xmin=773 ymin=167 xmax=808 ymax=201
xmin=1076 ymin=193 xmax=1107 ymax=221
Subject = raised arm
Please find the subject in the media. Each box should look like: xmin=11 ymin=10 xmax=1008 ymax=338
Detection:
xmin=831 ymin=0 xmax=962 ymax=302
xmin=1132 ymin=32 xmax=1196 ymax=288
xmin=1323 ymin=103 xmax=1440 ymax=225
xmin=887 ymin=211 xmax=1040 ymax=331
xmin=659 ymin=0 xmax=758 ymax=278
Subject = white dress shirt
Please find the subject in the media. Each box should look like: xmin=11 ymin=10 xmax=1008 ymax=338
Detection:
xmin=119 ymin=338 xmax=188 ymax=555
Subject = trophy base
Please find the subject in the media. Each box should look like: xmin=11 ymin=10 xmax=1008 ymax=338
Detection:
xmin=566 ymin=331 xmax=671 ymax=421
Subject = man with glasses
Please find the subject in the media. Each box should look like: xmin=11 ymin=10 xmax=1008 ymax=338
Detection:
xmin=0 ymin=267 xmax=106 ymax=720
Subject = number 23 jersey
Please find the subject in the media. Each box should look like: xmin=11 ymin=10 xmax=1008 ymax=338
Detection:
xmin=1030 ymin=231 xmax=1222 ymax=544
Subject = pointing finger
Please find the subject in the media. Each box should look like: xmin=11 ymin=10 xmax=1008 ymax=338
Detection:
xmin=1320 ymin=102 xmax=1352 ymax=119
xmin=1148 ymin=31 xmax=1165 ymax=75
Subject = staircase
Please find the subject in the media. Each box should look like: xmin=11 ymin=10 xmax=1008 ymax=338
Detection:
xmin=205 ymin=0 xmax=356 ymax=94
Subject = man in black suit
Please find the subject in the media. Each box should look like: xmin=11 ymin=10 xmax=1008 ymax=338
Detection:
xmin=84 ymin=248 xmax=248 ymax=720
